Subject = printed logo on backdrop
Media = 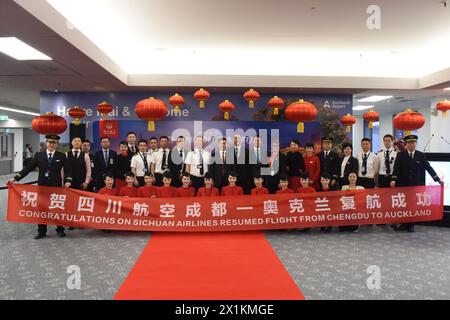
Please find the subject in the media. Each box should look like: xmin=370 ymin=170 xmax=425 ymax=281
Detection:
xmin=99 ymin=120 xmax=119 ymax=138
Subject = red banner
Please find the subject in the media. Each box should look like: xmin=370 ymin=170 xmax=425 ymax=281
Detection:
xmin=7 ymin=184 xmax=444 ymax=232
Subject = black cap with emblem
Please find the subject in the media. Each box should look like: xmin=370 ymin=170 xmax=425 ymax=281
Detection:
xmin=321 ymin=136 xmax=334 ymax=143
xmin=403 ymin=135 xmax=418 ymax=143
xmin=45 ymin=134 xmax=61 ymax=142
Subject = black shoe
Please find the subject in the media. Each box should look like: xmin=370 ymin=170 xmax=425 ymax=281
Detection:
xmin=325 ymin=227 xmax=332 ymax=232
xmin=34 ymin=233 xmax=46 ymax=240
xmin=407 ymin=226 xmax=415 ymax=233
xmin=68 ymin=227 xmax=75 ymax=230
xmin=57 ymin=231 xmax=66 ymax=238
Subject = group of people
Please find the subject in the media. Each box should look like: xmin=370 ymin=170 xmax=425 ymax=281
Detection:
xmin=7 ymin=131 xmax=444 ymax=239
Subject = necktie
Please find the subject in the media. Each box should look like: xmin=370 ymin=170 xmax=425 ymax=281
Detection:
xmin=410 ymin=152 xmax=413 ymax=159
xmin=162 ymin=150 xmax=167 ymax=171
xmin=74 ymin=151 xmax=79 ymax=159
xmin=104 ymin=150 xmax=109 ymax=166
xmin=325 ymin=151 xmax=329 ymax=160
xmin=179 ymin=149 xmax=184 ymax=173
xmin=221 ymin=151 xmax=225 ymax=175
xmin=132 ymin=146 xmax=135 ymax=153
xmin=256 ymin=149 xmax=260 ymax=164
xmin=141 ymin=153 xmax=148 ymax=172
xmin=199 ymin=150 xmax=204 ymax=175
xmin=234 ymin=148 xmax=238 ymax=165
xmin=385 ymin=150 xmax=391 ymax=175
xmin=362 ymin=154 xmax=368 ymax=176
xmin=48 ymin=153 xmax=53 ymax=166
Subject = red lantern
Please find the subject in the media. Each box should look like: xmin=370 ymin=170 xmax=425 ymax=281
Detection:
xmin=32 ymin=112 xmax=67 ymax=135
xmin=96 ymin=101 xmax=113 ymax=119
xmin=169 ymin=93 xmax=185 ymax=112
xmin=219 ymin=100 xmax=235 ymax=120
xmin=268 ymin=96 xmax=284 ymax=116
xmin=194 ymin=88 xmax=210 ymax=109
xmin=243 ymin=89 xmax=260 ymax=109
xmin=135 ymin=97 xmax=168 ymax=131
xmin=363 ymin=109 xmax=379 ymax=129
xmin=68 ymin=106 xmax=86 ymax=125
xmin=393 ymin=109 xmax=425 ymax=135
xmin=436 ymin=99 xmax=450 ymax=118
xmin=284 ymin=99 xmax=318 ymax=133
xmin=340 ymin=114 xmax=357 ymax=133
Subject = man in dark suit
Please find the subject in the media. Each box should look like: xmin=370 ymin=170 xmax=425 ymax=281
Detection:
xmin=7 ymin=135 xmax=72 ymax=239
xmin=390 ymin=135 xmax=444 ymax=232
xmin=93 ymin=137 xmax=117 ymax=191
xmin=126 ymin=132 xmax=138 ymax=156
xmin=168 ymin=136 xmax=188 ymax=187
xmin=209 ymin=137 xmax=230 ymax=190
xmin=317 ymin=136 xmax=340 ymax=188
xmin=226 ymin=134 xmax=250 ymax=194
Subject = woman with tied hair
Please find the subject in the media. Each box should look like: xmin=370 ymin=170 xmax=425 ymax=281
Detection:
xmin=338 ymin=142 xmax=359 ymax=188
xmin=286 ymin=138 xmax=304 ymax=192
xmin=340 ymin=171 xmax=364 ymax=233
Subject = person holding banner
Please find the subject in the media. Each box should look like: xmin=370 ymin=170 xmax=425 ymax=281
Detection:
xmin=118 ymin=172 xmax=138 ymax=197
xmin=226 ymin=134 xmax=250 ymax=194
xmin=340 ymin=171 xmax=364 ymax=233
xmin=156 ymin=171 xmax=178 ymax=198
xmin=131 ymin=139 xmax=152 ymax=187
xmin=177 ymin=172 xmax=196 ymax=197
xmin=137 ymin=172 xmax=157 ymax=198
xmin=390 ymin=135 xmax=444 ymax=232
xmin=98 ymin=173 xmax=118 ymax=196
xmin=114 ymin=141 xmax=132 ymax=190
xmin=94 ymin=137 xmax=117 ymax=191
xmin=197 ymin=172 xmax=220 ymax=197
xmin=251 ymin=174 xmax=269 ymax=195
xmin=297 ymin=171 xmax=316 ymax=193
xmin=276 ymin=174 xmax=295 ymax=194
xmin=185 ymin=136 xmax=211 ymax=191
xmin=7 ymin=134 xmax=72 ymax=239
xmin=249 ymin=135 xmax=266 ymax=190
xmin=221 ymin=172 xmax=244 ymax=196
xmin=319 ymin=172 xmax=336 ymax=232
xmin=151 ymin=136 xmax=170 ymax=186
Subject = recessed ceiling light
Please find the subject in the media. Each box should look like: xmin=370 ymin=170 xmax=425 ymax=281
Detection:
xmin=0 ymin=37 xmax=52 ymax=60
xmin=443 ymin=87 xmax=450 ymax=91
xmin=353 ymin=105 xmax=375 ymax=111
xmin=358 ymin=95 xmax=393 ymax=103
xmin=0 ymin=106 xmax=40 ymax=116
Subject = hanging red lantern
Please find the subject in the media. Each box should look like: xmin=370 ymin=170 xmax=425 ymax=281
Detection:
xmin=194 ymin=88 xmax=210 ymax=109
xmin=169 ymin=93 xmax=185 ymax=112
xmin=393 ymin=109 xmax=425 ymax=135
xmin=68 ymin=106 xmax=86 ymax=125
xmin=284 ymin=99 xmax=318 ymax=133
xmin=219 ymin=100 xmax=235 ymax=120
xmin=243 ymin=89 xmax=260 ymax=109
xmin=96 ymin=101 xmax=113 ymax=119
xmin=363 ymin=109 xmax=379 ymax=129
xmin=135 ymin=97 xmax=168 ymax=131
xmin=436 ymin=99 xmax=450 ymax=118
xmin=32 ymin=112 xmax=67 ymax=135
xmin=268 ymin=96 xmax=284 ymax=116
xmin=340 ymin=114 xmax=357 ymax=133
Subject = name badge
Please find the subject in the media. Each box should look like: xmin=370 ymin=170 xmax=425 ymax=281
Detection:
xmin=44 ymin=171 xmax=49 ymax=178
xmin=271 ymin=170 xmax=275 ymax=176
xmin=110 ymin=158 xmax=114 ymax=165
xmin=91 ymin=162 xmax=95 ymax=168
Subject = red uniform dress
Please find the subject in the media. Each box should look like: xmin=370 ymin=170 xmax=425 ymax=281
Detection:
xmin=251 ymin=187 xmax=269 ymax=195
xmin=221 ymin=185 xmax=244 ymax=196
xmin=177 ymin=186 xmax=196 ymax=197
xmin=114 ymin=178 xmax=127 ymax=190
xmin=276 ymin=188 xmax=294 ymax=194
xmin=297 ymin=186 xmax=316 ymax=193
xmin=138 ymin=185 xmax=158 ymax=198
xmin=118 ymin=186 xmax=138 ymax=197
xmin=303 ymin=155 xmax=321 ymax=190
xmin=197 ymin=187 xmax=220 ymax=197
xmin=156 ymin=186 xmax=178 ymax=198
xmin=98 ymin=187 xmax=118 ymax=196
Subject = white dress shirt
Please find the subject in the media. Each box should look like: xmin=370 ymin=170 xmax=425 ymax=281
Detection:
xmin=185 ymin=148 xmax=211 ymax=177
xmin=376 ymin=148 xmax=397 ymax=175
xmin=151 ymin=148 xmax=170 ymax=174
xmin=131 ymin=152 xmax=152 ymax=177
xmin=340 ymin=155 xmax=350 ymax=178
xmin=357 ymin=152 xmax=379 ymax=179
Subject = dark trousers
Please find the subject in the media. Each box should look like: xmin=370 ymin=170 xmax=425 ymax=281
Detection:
xmin=136 ymin=176 xmax=145 ymax=187
xmin=378 ymin=175 xmax=391 ymax=188
xmin=154 ymin=173 xmax=164 ymax=187
xmin=190 ymin=175 xmax=205 ymax=191
xmin=358 ymin=177 xmax=375 ymax=189
xmin=38 ymin=224 xmax=64 ymax=235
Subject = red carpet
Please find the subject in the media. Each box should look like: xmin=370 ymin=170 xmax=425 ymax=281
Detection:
xmin=115 ymin=231 xmax=304 ymax=300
